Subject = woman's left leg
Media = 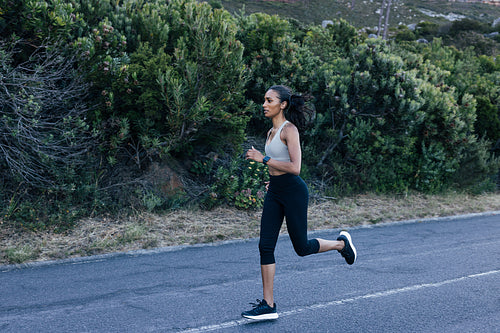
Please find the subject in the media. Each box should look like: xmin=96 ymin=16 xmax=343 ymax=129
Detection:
xmin=283 ymin=177 xmax=320 ymax=257
xmin=317 ymin=238 xmax=345 ymax=253
xmin=284 ymin=176 xmax=354 ymax=259
xmin=286 ymin=201 xmax=356 ymax=261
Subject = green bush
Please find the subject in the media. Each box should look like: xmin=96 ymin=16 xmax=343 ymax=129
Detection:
xmin=475 ymin=95 xmax=500 ymax=142
xmin=303 ymin=38 xmax=496 ymax=194
xmin=451 ymin=136 xmax=500 ymax=193
xmin=395 ymin=27 xmax=416 ymax=42
xmin=416 ymin=39 xmax=500 ymax=147
xmin=0 ymin=0 xmax=85 ymax=49
xmin=235 ymin=12 xmax=293 ymax=62
xmin=199 ymin=157 xmax=268 ymax=210
xmin=105 ymin=0 xmax=249 ymax=160
xmin=448 ymin=18 xmax=489 ymax=37
xmin=415 ymin=21 xmax=440 ymax=40
xmin=236 ymin=12 xmax=321 ymax=135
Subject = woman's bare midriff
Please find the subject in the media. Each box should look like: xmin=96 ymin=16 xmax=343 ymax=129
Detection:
xmin=268 ymin=166 xmax=287 ymax=176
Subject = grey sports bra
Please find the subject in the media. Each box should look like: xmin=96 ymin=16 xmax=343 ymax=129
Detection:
xmin=265 ymin=121 xmax=291 ymax=162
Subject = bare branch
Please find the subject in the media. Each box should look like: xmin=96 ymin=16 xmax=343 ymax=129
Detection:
xmin=377 ymin=0 xmax=387 ymax=38
xmin=383 ymin=0 xmax=393 ymax=40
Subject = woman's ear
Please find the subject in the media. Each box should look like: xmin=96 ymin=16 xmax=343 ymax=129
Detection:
xmin=281 ymin=101 xmax=287 ymax=110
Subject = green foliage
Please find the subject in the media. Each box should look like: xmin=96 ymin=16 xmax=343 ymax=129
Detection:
xmin=155 ymin=1 xmax=249 ymax=155
xmin=451 ymin=136 xmax=500 ymax=193
xmin=1 ymin=0 xmax=499 ymax=231
xmin=201 ymin=158 xmax=268 ymax=210
xmin=0 ymin=0 xmax=85 ymax=45
xmin=237 ymin=12 xmax=322 ymax=134
xmin=304 ymin=38 xmax=497 ymax=194
xmin=307 ymin=39 xmax=423 ymax=193
xmin=141 ymin=190 xmax=164 ymax=212
xmin=108 ymin=0 xmax=249 ymax=161
xmin=4 ymin=245 xmax=38 ymax=264
xmin=235 ymin=12 xmax=293 ymax=61
xmin=73 ymin=20 xmax=131 ymax=163
xmin=415 ymin=21 xmax=440 ymax=40
xmin=305 ymin=19 xmax=360 ymax=59
xmin=415 ymin=39 xmax=500 ymax=146
xmin=60 ymin=0 xmax=251 ymax=167
xmin=448 ymin=18 xmax=489 ymax=36
xmin=0 ymin=38 xmax=100 ymax=229
xmin=4 ymin=192 xmax=86 ymax=231
xmin=208 ymin=1 xmax=223 ymax=10
xmin=233 ymin=161 xmax=267 ymax=209
xmin=395 ymin=27 xmax=416 ymax=42
xmin=245 ymin=34 xmax=319 ymax=100
xmin=447 ymin=31 xmax=499 ymax=56
xmin=411 ymin=18 xmax=500 ymax=56
xmin=475 ymin=95 xmax=500 ymax=142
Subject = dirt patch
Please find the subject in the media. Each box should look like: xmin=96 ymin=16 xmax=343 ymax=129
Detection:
xmin=1 ymin=192 xmax=499 ymax=265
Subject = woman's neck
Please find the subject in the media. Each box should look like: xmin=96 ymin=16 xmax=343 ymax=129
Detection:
xmin=271 ymin=115 xmax=287 ymax=130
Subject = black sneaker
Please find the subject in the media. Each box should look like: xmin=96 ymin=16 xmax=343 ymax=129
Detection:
xmin=337 ymin=230 xmax=357 ymax=265
xmin=241 ymin=299 xmax=278 ymax=320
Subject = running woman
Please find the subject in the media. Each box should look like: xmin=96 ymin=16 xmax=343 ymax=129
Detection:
xmin=242 ymin=85 xmax=357 ymax=321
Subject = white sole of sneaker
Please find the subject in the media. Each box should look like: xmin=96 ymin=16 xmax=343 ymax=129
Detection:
xmin=242 ymin=313 xmax=279 ymax=320
xmin=340 ymin=230 xmax=357 ymax=263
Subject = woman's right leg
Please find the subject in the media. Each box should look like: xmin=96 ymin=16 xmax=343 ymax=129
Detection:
xmin=261 ymin=263 xmax=275 ymax=307
xmin=258 ymin=191 xmax=284 ymax=307
xmin=242 ymin=192 xmax=283 ymax=320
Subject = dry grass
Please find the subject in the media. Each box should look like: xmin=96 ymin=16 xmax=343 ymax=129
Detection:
xmin=1 ymin=192 xmax=499 ymax=265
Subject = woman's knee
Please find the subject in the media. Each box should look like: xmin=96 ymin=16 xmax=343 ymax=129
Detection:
xmin=293 ymin=239 xmax=320 ymax=257
xmin=294 ymin=246 xmax=310 ymax=257
xmin=259 ymin=241 xmax=276 ymax=265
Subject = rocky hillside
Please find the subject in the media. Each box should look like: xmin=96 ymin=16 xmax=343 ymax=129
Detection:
xmin=218 ymin=0 xmax=500 ymax=29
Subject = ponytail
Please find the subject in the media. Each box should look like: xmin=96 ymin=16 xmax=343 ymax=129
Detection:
xmin=268 ymin=85 xmax=314 ymax=132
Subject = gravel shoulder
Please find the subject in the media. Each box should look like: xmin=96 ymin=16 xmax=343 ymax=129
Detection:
xmin=1 ymin=192 xmax=499 ymax=265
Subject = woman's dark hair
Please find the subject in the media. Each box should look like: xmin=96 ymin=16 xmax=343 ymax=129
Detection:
xmin=268 ymin=85 xmax=314 ymax=132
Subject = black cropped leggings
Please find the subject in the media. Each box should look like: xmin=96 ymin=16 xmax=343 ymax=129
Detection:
xmin=259 ymin=173 xmax=320 ymax=265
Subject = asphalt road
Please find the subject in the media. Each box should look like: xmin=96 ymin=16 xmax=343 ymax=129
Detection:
xmin=1 ymin=212 xmax=499 ymax=333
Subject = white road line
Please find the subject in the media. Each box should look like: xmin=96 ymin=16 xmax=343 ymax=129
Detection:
xmin=177 ymin=269 xmax=500 ymax=333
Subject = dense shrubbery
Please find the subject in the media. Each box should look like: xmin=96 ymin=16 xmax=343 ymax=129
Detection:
xmin=1 ymin=0 xmax=498 ymax=230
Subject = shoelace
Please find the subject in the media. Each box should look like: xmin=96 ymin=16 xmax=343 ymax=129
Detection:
xmin=340 ymin=238 xmax=350 ymax=255
xmin=249 ymin=299 xmax=266 ymax=309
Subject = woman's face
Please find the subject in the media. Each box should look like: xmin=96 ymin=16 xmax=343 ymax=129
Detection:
xmin=263 ymin=89 xmax=286 ymax=119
